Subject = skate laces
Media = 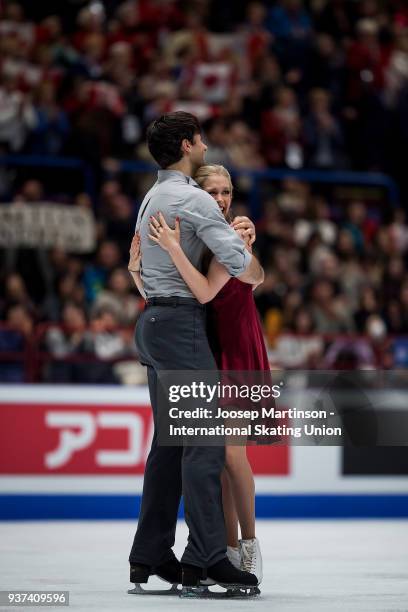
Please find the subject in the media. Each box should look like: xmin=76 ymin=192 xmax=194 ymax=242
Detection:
xmin=240 ymin=539 xmax=256 ymax=572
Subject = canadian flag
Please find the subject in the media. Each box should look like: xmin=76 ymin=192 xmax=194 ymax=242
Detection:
xmin=186 ymin=62 xmax=234 ymax=104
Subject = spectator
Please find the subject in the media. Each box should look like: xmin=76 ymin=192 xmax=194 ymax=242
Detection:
xmin=71 ymin=5 xmax=106 ymax=55
xmin=399 ymin=281 xmax=408 ymax=333
xmin=303 ymin=88 xmax=345 ymax=168
xmin=92 ymin=267 xmax=142 ymax=326
xmin=323 ymin=312 xmax=388 ymax=369
xmin=226 ymin=120 xmax=266 ymax=170
xmin=253 ymin=269 xmax=283 ymax=319
xmin=202 ymin=118 xmax=231 ymax=166
xmin=276 ymin=176 xmax=309 ymax=216
xmin=42 ymin=272 xmax=86 ymax=322
xmin=294 ymin=195 xmax=336 ymax=247
xmin=104 ymin=193 xmax=135 ymax=258
xmin=0 ymin=303 xmax=33 ymax=382
xmin=310 ymin=279 xmax=355 ymax=333
xmin=0 ymin=74 xmax=36 ymax=152
xmin=266 ymin=0 xmax=313 ymax=45
xmin=75 ymin=307 xmax=129 ymax=383
xmin=29 ymin=80 xmax=69 ymax=155
xmin=388 ymin=209 xmax=408 ymax=254
xmin=44 ymin=301 xmax=88 ymax=382
xmin=383 ymin=299 xmax=402 ymax=334
xmin=382 ymin=257 xmax=406 ymax=302
xmin=243 ymin=2 xmax=272 ymax=72
xmin=83 ymin=240 xmax=121 ymax=303
xmin=307 ymin=34 xmax=345 ymax=100
xmin=280 ymin=289 xmax=303 ymax=329
xmin=343 ymin=201 xmax=374 ymax=254
xmin=6 ymin=302 xmax=33 ymax=338
xmin=273 ymin=306 xmax=323 ymax=368
xmin=261 ymin=86 xmax=303 ymax=167
xmin=1 ymin=272 xmax=36 ymax=318
xmin=346 ymin=19 xmax=388 ymax=102
xmin=354 ymin=286 xmax=380 ymax=330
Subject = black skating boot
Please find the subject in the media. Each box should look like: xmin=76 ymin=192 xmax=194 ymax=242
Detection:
xmin=182 ymin=556 xmax=258 ymax=589
xmin=153 ymin=556 xmax=182 ymax=584
xmin=129 ymin=552 xmax=182 ymax=595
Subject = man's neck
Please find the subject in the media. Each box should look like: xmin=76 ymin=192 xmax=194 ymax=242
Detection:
xmin=166 ymin=158 xmax=194 ymax=178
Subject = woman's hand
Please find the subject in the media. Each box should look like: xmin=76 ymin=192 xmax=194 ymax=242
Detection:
xmin=230 ymin=216 xmax=256 ymax=246
xmin=128 ymin=232 xmax=141 ymax=272
xmin=148 ymin=212 xmax=180 ymax=252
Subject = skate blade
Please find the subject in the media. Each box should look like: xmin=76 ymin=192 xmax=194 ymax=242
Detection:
xmin=128 ymin=583 xmax=181 ymax=596
xmin=180 ymin=585 xmax=260 ymax=599
xmin=199 ymin=577 xmax=217 ymax=586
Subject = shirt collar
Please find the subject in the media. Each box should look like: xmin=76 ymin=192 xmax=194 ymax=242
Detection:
xmin=157 ymin=169 xmax=199 ymax=187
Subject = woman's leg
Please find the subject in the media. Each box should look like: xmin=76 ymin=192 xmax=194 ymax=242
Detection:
xmin=224 ymin=445 xmax=255 ymax=540
xmin=221 ymin=468 xmax=239 ymax=547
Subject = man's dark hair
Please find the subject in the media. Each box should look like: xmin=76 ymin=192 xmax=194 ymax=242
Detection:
xmin=146 ymin=111 xmax=201 ymax=168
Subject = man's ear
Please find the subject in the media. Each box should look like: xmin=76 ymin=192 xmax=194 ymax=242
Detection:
xmin=181 ymin=138 xmax=192 ymax=155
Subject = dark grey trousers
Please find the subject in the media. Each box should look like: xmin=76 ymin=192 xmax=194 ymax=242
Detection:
xmin=129 ymin=302 xmax=227 ymax=568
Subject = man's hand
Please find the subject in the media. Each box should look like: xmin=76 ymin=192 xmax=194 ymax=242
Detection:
xmin=230 ymin=216 xmax=256 ymax=246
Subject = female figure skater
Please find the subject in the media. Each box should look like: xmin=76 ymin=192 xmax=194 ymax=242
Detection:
xmin=129 ymin=165 xmax=274 ymax=583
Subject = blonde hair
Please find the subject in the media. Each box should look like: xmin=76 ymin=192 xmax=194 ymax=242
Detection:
xmin=194 ymin=164 xmax=233 ymax=194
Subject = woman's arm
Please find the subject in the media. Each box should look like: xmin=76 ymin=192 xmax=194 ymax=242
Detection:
xmin=128 ymin=233 xmax=146 ymax=299
xmin=129 ymin=270 xmax=146 ymax=299
xmin=149 ymin=213 xmax=230 ymax=304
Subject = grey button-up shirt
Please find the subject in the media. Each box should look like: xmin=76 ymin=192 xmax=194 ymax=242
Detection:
xmin=135 ymin=169 xmax=252 ymax=298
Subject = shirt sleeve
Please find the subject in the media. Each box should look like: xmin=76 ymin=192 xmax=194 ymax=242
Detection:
xmin=135 ymin=183 xmax=157 ymax=232
xmin=182 ymin=188 xmax=252 ymax=277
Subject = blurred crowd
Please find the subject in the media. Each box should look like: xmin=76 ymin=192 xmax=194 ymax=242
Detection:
xmin=0 ymin=0 xmax=407 ymax=184
xmin=0 ymin=175 xmax=145 ymax=383
xmin=1 ymin=0 xmax=408 ymax=382
xmin=253 ymin=178 xmax=408 ymax=369
xmin=1 ymin=172 xmax=408 ymax=382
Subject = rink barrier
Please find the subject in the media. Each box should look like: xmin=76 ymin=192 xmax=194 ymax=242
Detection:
xmin=1 ymin=494 xmax=408 ymax=520
xmin=1 ymin=324 xmax=407 ymax=382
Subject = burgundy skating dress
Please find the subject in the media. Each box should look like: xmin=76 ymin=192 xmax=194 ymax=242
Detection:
xmin=207 ymin=277 xmax=281 ymax=444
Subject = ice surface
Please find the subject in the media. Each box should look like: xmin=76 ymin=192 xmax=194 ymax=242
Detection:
xmin=0 ymin=520 xmax=407 ymax=611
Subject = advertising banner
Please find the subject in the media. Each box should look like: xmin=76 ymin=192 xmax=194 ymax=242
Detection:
xmin=1 ymin=385 xmax=407 ymax=519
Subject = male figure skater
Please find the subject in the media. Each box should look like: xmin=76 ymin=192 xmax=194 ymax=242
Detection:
xmin=128 ymin=112 xmax=263 ymax=594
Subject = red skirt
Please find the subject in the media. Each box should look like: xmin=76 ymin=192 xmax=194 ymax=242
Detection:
xmin=207 ymin=277 xmax=281 ymax=444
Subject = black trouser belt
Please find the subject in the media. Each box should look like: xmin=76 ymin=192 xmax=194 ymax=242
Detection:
xmin=145 ymin=296 xmax=202 ymax=307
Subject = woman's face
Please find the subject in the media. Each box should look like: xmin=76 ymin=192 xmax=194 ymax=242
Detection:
xmin=202 ymin=174 xmax=232 ymax=218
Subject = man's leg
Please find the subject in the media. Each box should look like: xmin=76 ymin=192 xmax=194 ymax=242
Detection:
xmin=179 ymin=308 xmax=227 ymax=567
xmin=129 ymin=367 xmax=182 ymax=567
xmin=131 ymin=304 xmax=227 ymax=569
xmin=181 ymin=444 xmax=227 ymax=567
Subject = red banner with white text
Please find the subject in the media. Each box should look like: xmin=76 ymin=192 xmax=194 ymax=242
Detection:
xmin=0 ymin=402 xmax=288 ymax=475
